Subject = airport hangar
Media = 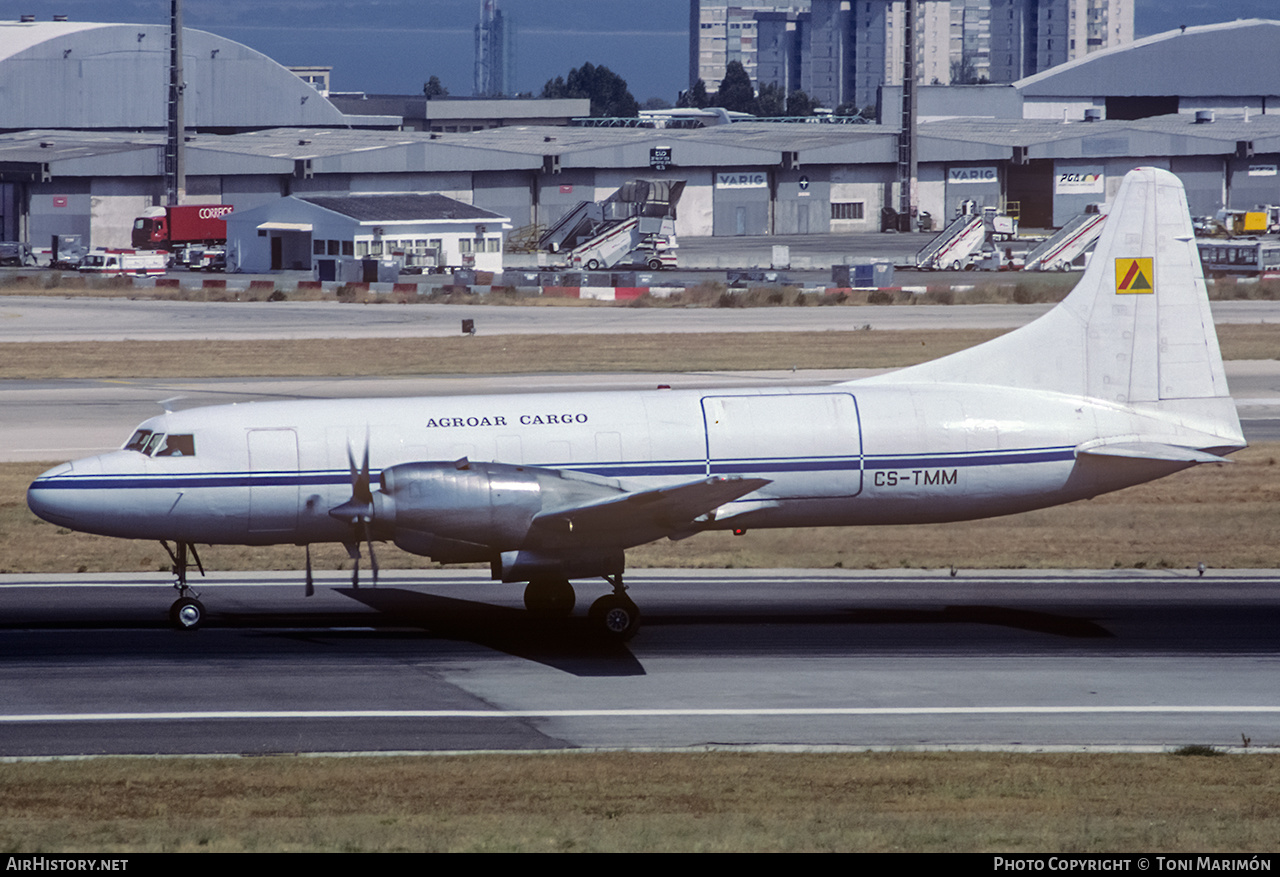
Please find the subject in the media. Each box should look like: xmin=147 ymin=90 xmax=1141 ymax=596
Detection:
xmin=4 ymin=18 xmax=1280 ymax=258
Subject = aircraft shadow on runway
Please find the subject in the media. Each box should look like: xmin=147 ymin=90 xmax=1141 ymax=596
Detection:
xmin=842 ymin=605 xmax=1114 ymax=638
xmin=325 ymin=587 xmax=648 ymax=677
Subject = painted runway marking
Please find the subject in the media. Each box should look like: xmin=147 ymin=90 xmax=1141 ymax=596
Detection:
xmin=2 ymin=706 xmax=1279 ymax=723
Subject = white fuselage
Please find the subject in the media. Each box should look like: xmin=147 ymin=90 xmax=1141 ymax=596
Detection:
xmin=27 ymin=380 xmax=1197 ymax=547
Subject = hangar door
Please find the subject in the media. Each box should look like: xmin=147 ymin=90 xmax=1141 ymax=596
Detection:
xmin=713 ymin=170 xmax=770 ymax=236
xmin=701 ymin=393 xmax=863 ymax=498
xmin=1006 ymin=160 xmax=1054 ymax=229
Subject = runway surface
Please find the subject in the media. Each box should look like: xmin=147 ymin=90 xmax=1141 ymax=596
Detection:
xmin=1 ymin=569 xmax=1277 ymax=756
xmin=3 ymin=296 xmax=1278 ymax=342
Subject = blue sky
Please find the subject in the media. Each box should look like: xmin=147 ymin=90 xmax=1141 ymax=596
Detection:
xmin=2 ymin=1 xmax=1276 ymax=103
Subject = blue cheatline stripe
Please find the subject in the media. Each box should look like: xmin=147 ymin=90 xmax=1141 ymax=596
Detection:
xmin=28 ymin=447 xmax=1077 ymax=492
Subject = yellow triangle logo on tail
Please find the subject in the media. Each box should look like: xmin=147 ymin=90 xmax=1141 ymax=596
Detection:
xmin=1115 ymin=257 xmax=1154 ymax=294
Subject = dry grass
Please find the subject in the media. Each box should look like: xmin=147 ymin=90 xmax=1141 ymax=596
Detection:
xmin=7 ymin=443 xmax=1278 ymax=574
xmin=0 ymin=331 xmax=1010 ymax=379
xmin=1 ymin=751 xmax=1276 ymax=852
xmin=0 ymin=323 xmax=1274 ymax=381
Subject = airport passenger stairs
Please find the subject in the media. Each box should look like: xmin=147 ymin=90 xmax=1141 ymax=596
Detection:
xmin=915 ymin=214 xmax=986 ymax=270
xmin=538 ymin=201 xmax=604 ymax=253
xmin=566 ymin=216 xmax=647 ymax=270
xmin=1022 ymin=210 xmax=1107 ymax=271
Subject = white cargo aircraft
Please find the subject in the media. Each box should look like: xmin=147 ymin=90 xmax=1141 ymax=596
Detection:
xmin=27 ymin=168 xmax=1245 ymax=639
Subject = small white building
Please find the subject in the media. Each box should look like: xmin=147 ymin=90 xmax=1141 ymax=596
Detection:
xmin=225 ymin=193 xmax=511 ymax=276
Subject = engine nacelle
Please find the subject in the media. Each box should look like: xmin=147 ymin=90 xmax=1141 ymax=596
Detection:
xmin=375 ymin=460 xmax=624 ymax=565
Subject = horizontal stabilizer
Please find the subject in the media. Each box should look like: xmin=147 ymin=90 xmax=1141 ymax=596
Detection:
xmin=1076 ymin=440 xmax=1234 ymax=464
xmin=534 ymin=475 xmax=771 ymax=537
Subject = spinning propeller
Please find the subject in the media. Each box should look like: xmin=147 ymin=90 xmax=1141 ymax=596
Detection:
xmin=323 ymin=437 xmax=380 ymax=590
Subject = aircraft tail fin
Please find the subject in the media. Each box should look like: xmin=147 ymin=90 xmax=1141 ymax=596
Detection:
xmin=859 ymin=167 xmax=1236 ymax=412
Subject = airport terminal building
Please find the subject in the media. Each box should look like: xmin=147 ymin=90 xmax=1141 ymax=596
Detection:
xmin=3 ymin=17 xmax=1280 ymax=257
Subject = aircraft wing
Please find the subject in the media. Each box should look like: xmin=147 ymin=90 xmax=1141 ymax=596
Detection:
xmin=531 ymin=475 xmax=771 ymax=540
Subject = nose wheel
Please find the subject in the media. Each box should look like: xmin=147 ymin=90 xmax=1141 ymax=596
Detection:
xmin=162 ymin=540 xmax=207 ymax=631
xmin=169 ymin=596 xmax=205 ymax=630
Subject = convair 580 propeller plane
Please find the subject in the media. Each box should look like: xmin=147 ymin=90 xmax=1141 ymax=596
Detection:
xmin=27 ymin=168 xmax=1245 ymax=639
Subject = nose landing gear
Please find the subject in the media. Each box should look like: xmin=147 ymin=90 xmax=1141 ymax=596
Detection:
xmin=161 ymin=541 xmax=206 ymax=630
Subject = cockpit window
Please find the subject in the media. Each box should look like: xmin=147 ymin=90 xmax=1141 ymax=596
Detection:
xmin=154 ymin=434 xmax=195 ymax=457
xmin=124 ymin=429 xmax=153 ymax=452
xmin=125 ymin=431 xmax=196 ymax=457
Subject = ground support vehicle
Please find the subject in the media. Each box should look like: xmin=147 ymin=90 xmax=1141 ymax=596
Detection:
xmin=1023 ymin=210 xmax=1108 ymax=272
xmin=540 ymin=180 xmax=684 ymax=271
xmin=78 ymin=249 xmax=169 ymax=276
xmin=915 ymin=214 xmax=985 ymax=270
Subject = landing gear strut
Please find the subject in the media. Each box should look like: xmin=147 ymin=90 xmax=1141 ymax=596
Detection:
xmin=589 ymin=574 xmax=640 ymax=641
xmin=161 ymin=541 xmax=206 ymax=630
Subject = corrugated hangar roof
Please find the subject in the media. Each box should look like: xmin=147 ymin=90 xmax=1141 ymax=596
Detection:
xmin=0 ymin=19 xmax=349 ymax=130
xmin=301 ymin=194 xmax=507 ymax=223
xmin=6 ymin=115 xmax=1280 ymax=184
xmin=920 ymin=115 xmax=1280 ymax=161
xmin=1016 ymin=19 xmax=1280 ymax=98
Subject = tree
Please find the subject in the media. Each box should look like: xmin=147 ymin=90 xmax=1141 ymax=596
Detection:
xmin=756 ymin=82 xmax=785 ymax=117
xmin=715 ymin=60 xmax=757 ymax=114
xmin=541 ymin=62 xmax=639 ymax=117
xmin=950 ymin=58 xmax=979 ymax=85
xmin=423 ymin=76 xmax=449 ymax=99
xmin=677 ymin=79 xmax=711 ymax=109
xmin=785 ymin=89 xmax=814 ymax=117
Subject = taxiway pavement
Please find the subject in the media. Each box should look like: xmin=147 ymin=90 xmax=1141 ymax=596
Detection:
xmin=2 ymin=297 xmax=1278 ymax=342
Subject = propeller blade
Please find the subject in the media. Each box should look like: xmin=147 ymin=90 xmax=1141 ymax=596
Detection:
xmin=366 ymin=528 xmax=379 ymax=587
xmin=305 ymin=544 xmax=314 ymax=597
xmin=334 ymin=432 xmax=377 ymax=590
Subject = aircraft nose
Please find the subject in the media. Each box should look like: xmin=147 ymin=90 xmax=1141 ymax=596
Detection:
xmin=27 ymin=458 xmax=103 ymax=531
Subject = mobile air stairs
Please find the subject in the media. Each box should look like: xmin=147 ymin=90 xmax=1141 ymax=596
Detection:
xmin=1022 ymin=208 xmax=1108 ymax=272
xmin=915 ymin=213 xmax=986 ymax=270
xmin=540 ymin=179 xmax=686 ymax=271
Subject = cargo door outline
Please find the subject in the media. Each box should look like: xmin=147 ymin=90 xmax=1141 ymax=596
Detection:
xmin=247 ymin=428 xmax=299 ymax=533
xmin=700 ymin=393 xmax=863 ymax=498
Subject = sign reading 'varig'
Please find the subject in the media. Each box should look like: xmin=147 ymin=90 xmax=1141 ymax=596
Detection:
xmin=1115 ymin=257 xmax=1154 ymax=294
xmin=947 ymin=166 xmax=997 ymax=184
xmin=716 ymin=172 xmax=768 ymax=189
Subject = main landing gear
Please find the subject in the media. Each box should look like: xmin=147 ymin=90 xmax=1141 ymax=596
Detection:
xmin=161 ymin=541 xmax=206 ymax=631
xmin=523 ymin=574 xmax=640 ymax=640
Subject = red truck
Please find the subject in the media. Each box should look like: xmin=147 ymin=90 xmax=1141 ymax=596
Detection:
xmin=132 ymin=204 xmax=234 ymax=251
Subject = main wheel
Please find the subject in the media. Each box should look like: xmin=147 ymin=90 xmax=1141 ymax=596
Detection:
xmin=523 ymin=578 xmax=576 ymax=616
xmin=589 ymin=595 xmax=640 ymax=641
xmin=170 ymin=597 xmax=205 ymax=631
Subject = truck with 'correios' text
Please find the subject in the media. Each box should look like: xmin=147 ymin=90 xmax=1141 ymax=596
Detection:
xmin=132 ymin=205 xmax=234 ymax=253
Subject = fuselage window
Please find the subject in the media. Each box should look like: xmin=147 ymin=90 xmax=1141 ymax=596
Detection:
xmin=124 ymin=429 xmax=153 ymax=452
xmin=154 ymin=434 xmax=195 ymax=457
